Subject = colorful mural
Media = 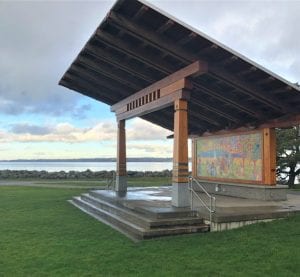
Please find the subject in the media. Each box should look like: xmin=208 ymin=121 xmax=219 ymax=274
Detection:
xmin=196 ymin=132 xmax=263 ymax=182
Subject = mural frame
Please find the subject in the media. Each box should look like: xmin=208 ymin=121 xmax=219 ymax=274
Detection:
xmin=193 ymin=129 xmax=266 ymax=185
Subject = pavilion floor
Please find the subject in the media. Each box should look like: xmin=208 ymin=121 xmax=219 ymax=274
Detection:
xmin=70 ymin=186 xmax=300 ymax=239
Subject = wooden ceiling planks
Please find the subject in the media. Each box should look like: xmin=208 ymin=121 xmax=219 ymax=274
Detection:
xmin=59 ymin=0 xmax=300 ymax=135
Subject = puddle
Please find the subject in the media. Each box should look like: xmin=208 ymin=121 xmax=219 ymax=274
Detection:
xmin=95 ymin=187 xmax=172 ymax=201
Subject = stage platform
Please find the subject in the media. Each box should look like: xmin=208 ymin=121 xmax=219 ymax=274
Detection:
xmin=70 ymin=186 xmax=300 ymax=240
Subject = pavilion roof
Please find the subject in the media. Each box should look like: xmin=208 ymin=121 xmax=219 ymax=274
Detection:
xmin=59 ymin=0 xmax=300 ymax=135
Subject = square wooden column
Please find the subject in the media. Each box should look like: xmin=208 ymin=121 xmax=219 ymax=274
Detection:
xmin=115 ymin=119 xmax=127 ymax=193
xmin=172 ymin=99 xmax=190 ymax=207
xmin=263 ymin=128 xmax=276 ymax=185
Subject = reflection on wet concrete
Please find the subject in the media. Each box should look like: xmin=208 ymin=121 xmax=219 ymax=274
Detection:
xmin=95 ymin=186 xmax=172 ymax=202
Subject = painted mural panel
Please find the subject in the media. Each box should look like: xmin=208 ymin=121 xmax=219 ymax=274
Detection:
xmin=196 ymin=132 xmax=263 ymax=182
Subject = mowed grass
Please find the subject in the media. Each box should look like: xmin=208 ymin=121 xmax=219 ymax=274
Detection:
xmin=0 ymin=187 xmax=300 ymax=277
xmin=2 ymin=176 xmax=171 ymax=188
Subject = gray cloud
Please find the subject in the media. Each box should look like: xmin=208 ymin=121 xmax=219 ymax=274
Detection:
xmin=0 ymin=0 xmax=299 ymax=120
xmin=72 ymin=104 xmax=92 ymax=119
xmin=153 ymin=0 xmax=300 ymax=82
xmin=10 ymin=123 xmax=53 ymax=135
xmin=0 ymin=1 xmax=113 ymax=117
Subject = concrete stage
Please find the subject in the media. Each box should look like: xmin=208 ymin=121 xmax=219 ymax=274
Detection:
xmin=70 ymin=186 xmax=300 ymax=240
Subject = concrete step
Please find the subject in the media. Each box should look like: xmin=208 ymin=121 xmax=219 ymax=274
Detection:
xmin=89 ymin=190 xmax=197 ymax=219
xmin=80 ymin=194 xmax=150 ymax=228
xmin=71 ymin=197 xmax=145 ymax=241
xmin=70 ymin=196 xmax=209 ymax=241
xmin=81 ymin=193 xmax=204 ymax=229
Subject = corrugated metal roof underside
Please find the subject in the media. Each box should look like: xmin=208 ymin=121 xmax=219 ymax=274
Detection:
xmin=59 ymin=0 xmax=300 ymax=134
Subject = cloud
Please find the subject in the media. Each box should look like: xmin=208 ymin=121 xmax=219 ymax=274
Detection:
xmin=0 ymin=118 xmax=171 ymax=143
xmin=153 ymin=0 xmax=300 ymax=82
xmin=0 ymin=0 xmax=299 ymax=123
xmin=10 ymin=123 xmax=53 ymax=135
xmin=0 ymin=1 xmax=112 ymax=117
xmin=127 ymin=144 xmax=172 ymax=157
xmin=127 ymin=119 xmax=172 ymax=140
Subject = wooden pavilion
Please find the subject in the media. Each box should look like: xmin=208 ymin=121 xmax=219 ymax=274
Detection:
xmin=60 ymin=0 xmax=300 ymax=207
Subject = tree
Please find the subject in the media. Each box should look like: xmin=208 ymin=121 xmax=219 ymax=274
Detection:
xmin=276 ymin=126 xmax=300 ymax=188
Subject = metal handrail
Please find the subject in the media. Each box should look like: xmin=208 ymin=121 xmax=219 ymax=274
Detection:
xmin=106 ymin=171 xmax=115 ymax=190
xmin=188 ymin=176 xmax=216 ymax=226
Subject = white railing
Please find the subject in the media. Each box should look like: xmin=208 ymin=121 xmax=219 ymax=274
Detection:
xmin=188 ymin=176 xmax=216 ymax=226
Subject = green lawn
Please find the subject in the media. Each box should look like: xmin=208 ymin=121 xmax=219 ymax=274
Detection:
xmin=1 ymin=176 xmax=171 ymax=188
xmin=0 ymin=186 xmax=299 ymax=276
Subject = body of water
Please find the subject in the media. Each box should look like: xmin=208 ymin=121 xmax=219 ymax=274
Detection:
xmin=0 ymin=161 xmax=190 ymax=172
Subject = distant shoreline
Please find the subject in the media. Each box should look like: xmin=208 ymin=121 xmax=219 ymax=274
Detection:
xmin=0 ymin=158 xmax=173 ymax=163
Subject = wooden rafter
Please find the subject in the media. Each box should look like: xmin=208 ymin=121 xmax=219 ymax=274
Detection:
xmin=69 ymin=66 xmax=132 ymax=96
xmin=111 ymin=61 xmax=207 ymax=112
xmin=178 ymin=32 xmax=197 ymax=46
xmin=60 ymin=78 xmax=118 ymax=105
xmin=156 ymin=19 xmax=174 ymax=34
xmin=95 ymin=31 xmax=174 ymax=74
xmin=189 ymin=97 xmax=241 ymax=123
xmin=133 ymin=5 xmax=149 ymax=20
xmin=189 ymin=111 xmax=222 ymax=127
xmin=76 ymin=56 xmax=143 ymax=91
xmin=193 ymin=82 xmax=262 ymax=118
xmin=106 ymin=11 xmax=294 ymax=114
xmin=95 ymin=31 xmax=267 ymax=119
xmin=208 ymin=64 xmax=290 ymax=113
xmin=85 ymin=44 xmax=157 ymax=83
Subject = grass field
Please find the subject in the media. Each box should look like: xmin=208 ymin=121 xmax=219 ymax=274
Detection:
xmin=0 ymin=186 xmax=300 ymax=276
xmin=0 ymin=176 xmax=172 ymax=188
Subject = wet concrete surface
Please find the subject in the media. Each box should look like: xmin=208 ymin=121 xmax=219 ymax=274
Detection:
xmin=92 ymin=186 xmax=300 ymax=221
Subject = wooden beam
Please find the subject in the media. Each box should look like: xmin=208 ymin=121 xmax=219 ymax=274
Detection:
xmin=117 ymin=89 xmax=190 ymax=121
xmin=84 ymin=44 xmax=157 ymax=83
xmin=238 ymin=66 xmax=258 ymax=77
xmin=173 ymin=99 xmax=189 ymax=183
xmin=208 ymin=64 xmax=291 ymax=114
xmin=69 ymin=66 xmax=133 ymax=96
xmin=190 ymin=97 xmax=241 ymax=123
xmin=192 ymin=114 xmax=300 ymax=137
xmin=77 ymin=55 xmax=143 ymax=91
xmin=60 ymin=78 xmax=118 ymax=105
xmin=133 ymin=5 xmax=149 ymax=20
xmin=193 ymin=82 xmax=262 ymax=118
xmin=178 ymin=32 xmax=197 ymax=46
xmin=115 ymin=119 xmax=127 ymax=192
xmin=73 ymin=58 xmax=143 ymax=90
xmin=142 ymin=113 xmax=173 ymax=131
xmin=111 ymin=61 xmax=206 ymax=112
xmin=189 ymin=110 xmax=222 ymax=127
xmin=258 ymin=114 xmax=300 ymax=129
xmin=107 ymin=11 xmax=193 ymax=64
xmin=107 ymin=11 xmax=293 ymax=113
xmin=95 ymin=30 xmax=268 ymax=119
xmin=63 ymin=71 xmax=127 ymax=103
xmin=95 ymin=30 xmax=174 ymax=75
xmin=188 ymin=118 xmax=211 ymax=132
xmin=156 ymin=19 xmax=174 ymax=34
xmin=86 ymin=42 xmax=255 ymax=125
xmin=263 ymin=128 xmax=276 ymax=185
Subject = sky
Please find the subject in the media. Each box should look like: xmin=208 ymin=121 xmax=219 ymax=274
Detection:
xmin=0 ymin=0 xmax=299 ymax=160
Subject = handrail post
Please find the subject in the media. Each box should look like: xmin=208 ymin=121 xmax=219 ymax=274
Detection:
xmin=209 ymin=197 xmax=212 ymax=224
xmin=189 ymin=176 xmax=216 ymax=231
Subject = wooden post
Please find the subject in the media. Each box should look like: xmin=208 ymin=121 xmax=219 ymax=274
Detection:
xmin=115 ymin=119 xmax=127 ymax=193
xmin=172 ymin=98 xmax=189 ymax=207
xmin=263 ymin=128 xmax=276 ymax=185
